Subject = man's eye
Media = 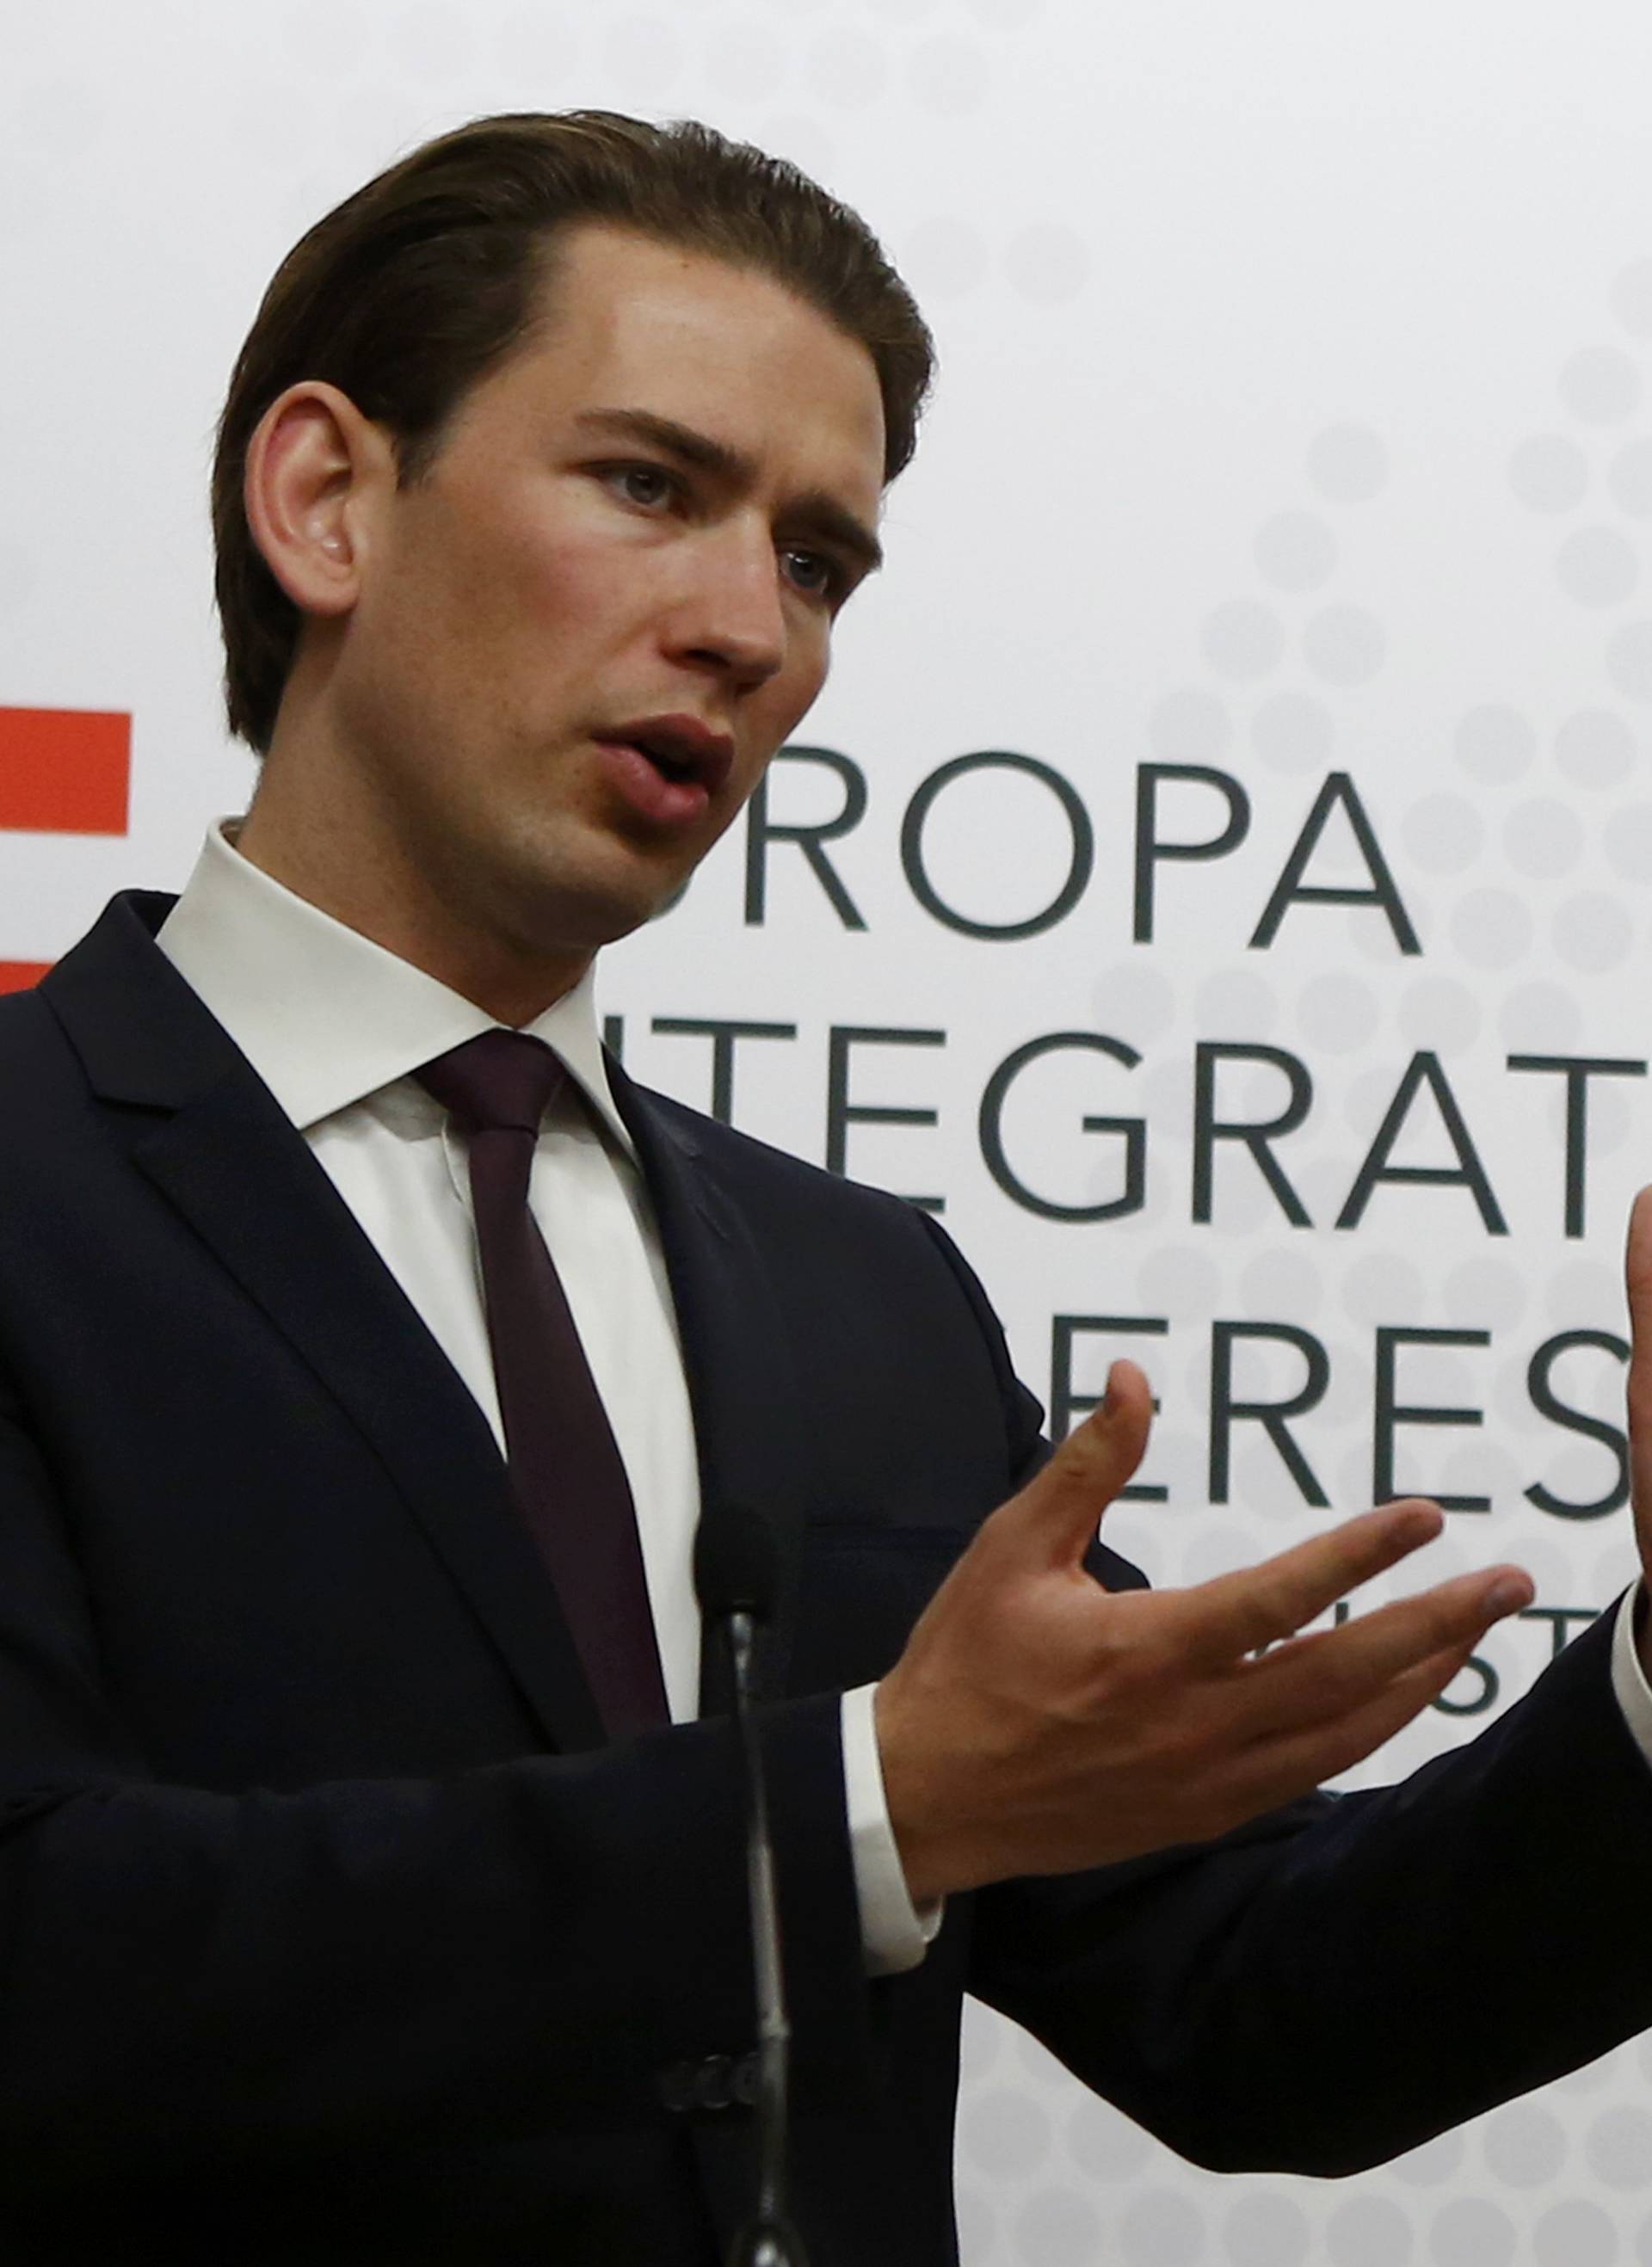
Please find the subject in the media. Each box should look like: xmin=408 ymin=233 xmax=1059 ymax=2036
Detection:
xmin=781 ymin=547 xmax=840 ymax=601
xmin=606 ymin=464 xmax=675 ymax=508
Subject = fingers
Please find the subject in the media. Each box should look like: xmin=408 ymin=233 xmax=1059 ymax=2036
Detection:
xmin=1176 ymin=1500 xmax=1446 ymax=1663
xmin=1625 ymin=1185 xmax=1652 ymax=1323
xmin=1241 ymin=1561 xmax=1532 ymax=1738
xmin=1008 ymin=1359 xmax=1155 ymax=1568
xmin=1238 ymin=1635 xmax=1494 ymax=1814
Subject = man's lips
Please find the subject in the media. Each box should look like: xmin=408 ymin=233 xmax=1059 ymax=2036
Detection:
xmin=594 ymin=715 xmax=736 ymax=798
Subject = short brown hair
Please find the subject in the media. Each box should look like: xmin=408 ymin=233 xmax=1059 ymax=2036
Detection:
xmin=212 ymin=110 xmax=934 ymax=753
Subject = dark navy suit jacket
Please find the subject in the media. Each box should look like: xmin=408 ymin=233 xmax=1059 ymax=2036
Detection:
xmin=0 ymin=890 xmax=1649 ymax=2263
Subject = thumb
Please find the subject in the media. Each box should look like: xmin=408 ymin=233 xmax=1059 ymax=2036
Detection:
xmin=1625 ymin=1187 xmax=1652 ymax=1504
xmin=1010 ymin=1358 xmax=1155 ymax=1568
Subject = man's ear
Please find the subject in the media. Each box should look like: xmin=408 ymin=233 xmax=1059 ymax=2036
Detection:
xmin=243 ymin=381 xmax=395 ymax=619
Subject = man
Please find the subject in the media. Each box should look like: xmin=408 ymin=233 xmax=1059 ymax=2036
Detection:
xmin=2 ymin=108 xmax=1651 ymax=2264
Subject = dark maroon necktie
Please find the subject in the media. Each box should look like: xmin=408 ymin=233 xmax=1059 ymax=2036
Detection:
xmin=416 ymin=1029 xmax=669 ymax=1740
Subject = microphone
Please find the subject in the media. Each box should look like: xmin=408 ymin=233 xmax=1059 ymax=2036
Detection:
xmin=693 ymin=1505 xmax=810 ymax=2267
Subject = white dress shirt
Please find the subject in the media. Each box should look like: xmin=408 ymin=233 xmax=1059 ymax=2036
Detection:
xmin=156 ymin=821 xmax=933 ymax=1974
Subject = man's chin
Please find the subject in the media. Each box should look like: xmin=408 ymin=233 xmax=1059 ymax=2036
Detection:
xmin=503 ymin=853 xmax=694 ymax=964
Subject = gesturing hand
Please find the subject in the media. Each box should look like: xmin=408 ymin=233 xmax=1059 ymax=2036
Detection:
xmin=1624 ymin=1188 xmax=1652 ymax=1675
xmin=874 ymin=1361 xmax=1534 ymax=1904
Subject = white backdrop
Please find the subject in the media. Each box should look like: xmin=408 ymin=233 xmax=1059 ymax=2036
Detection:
xmin=6 ymin=2 xmax=1652 ymax=2259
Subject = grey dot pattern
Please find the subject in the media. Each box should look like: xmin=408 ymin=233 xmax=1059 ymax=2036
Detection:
xmin=1588 ymin=2106 xmax=1652 ymax=2190
xmin=1328 ymin=2196 xmax=1416 ymax=2266
xmin=1510 ymin=433 xmax=1590 ymax=513
xmin=1307 ymin=422 xmax=1390 ymax=502
xmin=1302 ymin=604 xmax=1386 ymax=685
xmin=1003 ymin=221 xmax=1091 ymax=304
xmin=397 ymin=2 xmax=481 ymax=77
xmin=1250 ymin=688 xmax=1335 ymax=773
xmin=807 ymin=26 xmax=887 ymax=107
xmin=1556 ymin=526 xmax=1640 ymax=607
xmin=901 ymin=214 xmax=989 ymax=299
xmin=1015 ymin=2187 xmax=1103 ymax=2267
xmin=1093 ymin=963 xmax=1178 ymax=1042
xmin=1556 ymin=708 xmax=1637 ymax=788
xmin=1482 ymin=2102 xmax=1567 ymax=2188
xmin=603 ymin=14 xmax=683 ymax=90
xmin=1341 ymin=1251 xmax=1428 ymax=1328
xmin=1445 ymin=1254 xmax=1528 ymax=1326
xmin=1607 ymin=437 xmax=1652 ymax=517
xmin=906 ymin=32 xmax=992 ymax=114
xmin=1239 ymin=1247 xmax=1325 ymax=1320
xmin=1451 ymin=887 xmax=1534 ymax=970
xmin=1118 ymin=2189 xmax=1205 ymax=2267
xmin=1150 ymin=685 xmax=1233 ymax=762
xmin=1606 ymin=620 xmax=1652 ymax=701
xmin=1403 ymin=792 xmax=1486 ymax=876
xmin=1486 ymin=970 xmax=1577 ymax=1047
xmin=1254 ymin=511 xmax=1339 ymax=592
xmin=1400 ymin=975 xmax=1482 ymax=1050
xmin=1612 ymin=256 xmax=1652 ymax=338
xmin=1551 ymin=891 xmax=1634 ymax=971
xmin=1065 ymin=2097 xmax=1154 ymax=2184
xmin=714 ymin=22 xmax=788 ymax=99
xmin=1180 ymin=420 xmax=1390 ymax=824
xmin=1394 ymin=2131 xmax=1469 ymax=2187
xmin=1202 ymin=600 xmax=1287 ymax=681
xmin=1136 ymin=1244 xmax=1224 ymax=1318
xmin=1455 ymin=704 xmax=1538 ymax=784
xmin=1428 ymin=2197 xmax=1517 ymax=2266
xmin=952 ymin=2186 xmax=996 ymax=2262
xmin=1602 ymin=803 xmax=1652 ymax=881
xmin=1194 ymin=967 xmax=1278 ymax=1037
xmin=1503 ymin=797 xmax=1585 ymax=879
xmin=494 ymin=4 xmax=570 ymax=74
xmin=1559 ymin=346 xmax=1643 ymax=425
xmin=1534 ymin=2200 xmax=1620 ymax=2267
xmin=749 ymin=112 xmax=837 ymax=180
xmin=1298 ymin=971 xmax=1380 ymax=1052
xmin=1224 ymin=2192 xmax=1310 ymax=2267
xmin=959 ymin=2086 xmax=1053 ymax=2181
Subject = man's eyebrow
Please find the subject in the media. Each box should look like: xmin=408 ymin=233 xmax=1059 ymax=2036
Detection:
xmin=789 ymin=490 xmax=884 ymax=581
xmin=574 ymin=407 xmax=884 ymax=578
xmin=576 ymin=406 xmax=752 ymax=484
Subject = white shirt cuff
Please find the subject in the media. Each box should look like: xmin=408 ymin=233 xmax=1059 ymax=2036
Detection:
xmin=1610 ymin=1583 xmax=1652 ymax=1764
xmin=841 ymin=1684 xmax=944 ymax=1976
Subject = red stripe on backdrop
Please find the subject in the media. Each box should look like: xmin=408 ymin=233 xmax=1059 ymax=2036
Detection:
xmin=0 ymin=964 xmax=50 ymax=994
xmin=0 ymin=708 xmax=131 ymax=835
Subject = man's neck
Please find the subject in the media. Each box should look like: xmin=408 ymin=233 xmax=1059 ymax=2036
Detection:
xmin=231 ymin=798 xmax=593 ymax=1027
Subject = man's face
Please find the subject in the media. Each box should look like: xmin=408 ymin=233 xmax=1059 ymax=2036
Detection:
xmin=322 ymin=222 xmax=887 ymax=985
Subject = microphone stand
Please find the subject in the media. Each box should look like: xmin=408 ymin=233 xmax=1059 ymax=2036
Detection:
xmin=724 ymin=1602 xmax=809 ymax=2267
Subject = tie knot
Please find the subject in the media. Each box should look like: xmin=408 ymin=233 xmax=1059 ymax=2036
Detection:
xmin=415 ymin=1029 xmax=567 ymax=1137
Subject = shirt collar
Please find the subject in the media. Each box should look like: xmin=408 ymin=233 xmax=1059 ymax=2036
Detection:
xmin=154 ymin=820 xmax=634 ymax=1155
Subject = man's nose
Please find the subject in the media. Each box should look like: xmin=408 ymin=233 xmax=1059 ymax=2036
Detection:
xmin=666 ymin=522 xmax=789 ymax=689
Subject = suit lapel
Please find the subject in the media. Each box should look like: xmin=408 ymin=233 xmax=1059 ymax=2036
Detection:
xmin=42 ymin=894 xmax=607 ymax=1754
xmin=608 ymin=1063 xmax=809 ymax=1720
